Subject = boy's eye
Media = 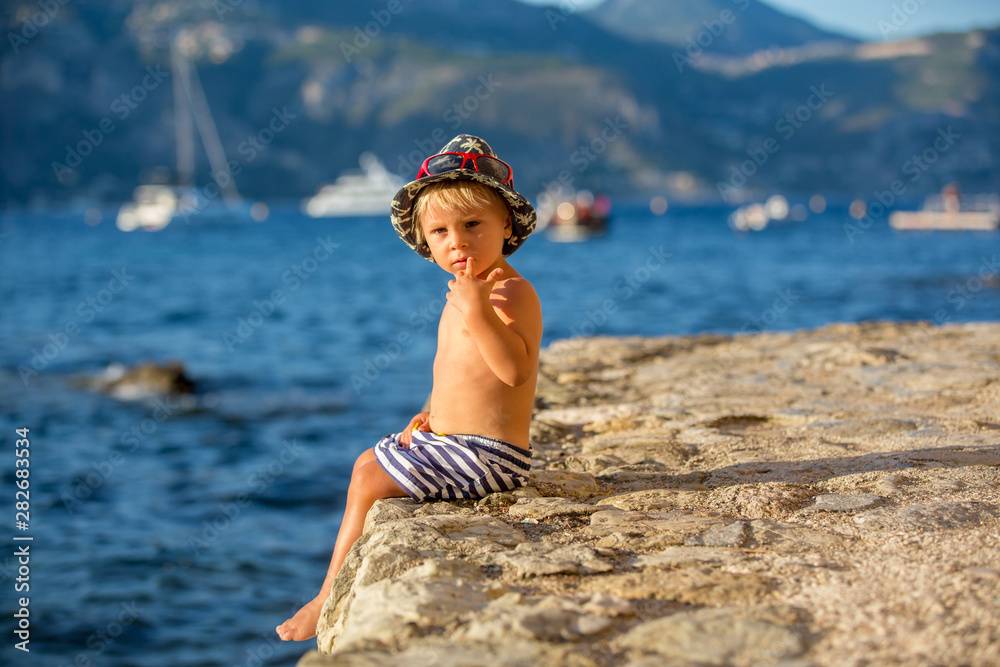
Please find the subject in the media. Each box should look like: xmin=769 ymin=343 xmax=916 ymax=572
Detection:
xmin=466 ymin=220 xmax=480 ymax=227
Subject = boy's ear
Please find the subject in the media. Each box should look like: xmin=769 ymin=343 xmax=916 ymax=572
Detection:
xmin=504 ymin=214 xmax=513 ymax=239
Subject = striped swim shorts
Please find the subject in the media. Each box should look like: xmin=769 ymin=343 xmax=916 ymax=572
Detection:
xmin=374 ymin=429 xmax=532 ymax=502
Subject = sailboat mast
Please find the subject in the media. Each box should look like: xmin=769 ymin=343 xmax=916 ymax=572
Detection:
xmin=170 ymin=33 xmax=195 ymax=188
xmin=183 ymin=54 xmax=242 ymax=204
xmin=172 ymin=30 xmax=242 ymax=205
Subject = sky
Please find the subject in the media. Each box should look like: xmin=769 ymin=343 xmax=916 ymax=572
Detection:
xmin=518 ymin=0 xmax=1000 ymax=41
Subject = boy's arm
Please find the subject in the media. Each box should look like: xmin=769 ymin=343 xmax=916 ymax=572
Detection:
xmin=447 ymin=259 xmax=542 ymax=386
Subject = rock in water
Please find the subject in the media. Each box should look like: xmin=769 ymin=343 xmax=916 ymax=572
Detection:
xmin=94 ymin=361 xmax=196 ymax=400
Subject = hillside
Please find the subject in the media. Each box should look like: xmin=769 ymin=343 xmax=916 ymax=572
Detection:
xmin=1 ymin=0 xmax=997 ymax=208
xmin=583 ymin=0 xmax=852 ymax=54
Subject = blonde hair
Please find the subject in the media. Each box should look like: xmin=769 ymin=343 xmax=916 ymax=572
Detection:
xmin=412 ymin=181 xmax=510 ymax=247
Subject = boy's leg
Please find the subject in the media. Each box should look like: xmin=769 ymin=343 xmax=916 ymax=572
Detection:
xmin=352 ymin=446 xmax=377 ymax=474
xmin=326 ymin=455 xmax=409 ymax=585
xmin=276 ymin=448 xmax=409 ymax=642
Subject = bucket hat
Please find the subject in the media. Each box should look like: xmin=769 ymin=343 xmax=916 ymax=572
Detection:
xmin=390 ymin=134 xmax=536 ymax=261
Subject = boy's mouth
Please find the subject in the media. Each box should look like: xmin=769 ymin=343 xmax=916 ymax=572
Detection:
xmin=453 ymin=258 xmax=469 ymax=269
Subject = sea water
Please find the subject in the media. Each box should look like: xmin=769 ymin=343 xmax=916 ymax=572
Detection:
xmin=0 ymin=204 xmax=997 ymax=666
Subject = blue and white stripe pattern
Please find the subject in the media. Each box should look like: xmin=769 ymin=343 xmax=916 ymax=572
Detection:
xmin=374 ymin=430 xmax=532 ymax=502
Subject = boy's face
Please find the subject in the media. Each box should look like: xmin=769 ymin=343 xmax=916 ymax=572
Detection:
xmin=419 ymin=196 xmax=512 ymax=277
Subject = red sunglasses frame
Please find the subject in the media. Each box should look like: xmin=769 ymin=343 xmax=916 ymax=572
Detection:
xmin=416 ymin=152 xmax=514 ymax=185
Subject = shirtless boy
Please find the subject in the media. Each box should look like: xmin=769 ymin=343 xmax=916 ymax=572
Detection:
xmin=277 ymin=134 xmax=542 ymax=642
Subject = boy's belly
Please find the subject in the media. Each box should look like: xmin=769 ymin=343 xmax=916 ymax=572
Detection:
xmin=428 ymin=369 xmax=535 ymax=449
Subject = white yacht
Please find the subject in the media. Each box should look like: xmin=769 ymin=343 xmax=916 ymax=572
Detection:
xmin=303 ymin=152 xmax=405 ymax=218
xmin=889 ymin=189 xmax=1000 ymax=231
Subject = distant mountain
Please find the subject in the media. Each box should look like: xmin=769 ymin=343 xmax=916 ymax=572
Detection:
xmin=1 ymin=0 xmax=997 ymax=209
xmin=583 ymin=0 xmax=854 ymax=54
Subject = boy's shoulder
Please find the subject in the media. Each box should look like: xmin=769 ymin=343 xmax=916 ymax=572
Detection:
xmin=495 ymin=272 xmax=539 ymax=303
xmin=491 ymin=273 xmax=542 ymax=334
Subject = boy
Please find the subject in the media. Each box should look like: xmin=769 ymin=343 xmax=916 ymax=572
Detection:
xmin=277 ymin=135 xmax=542 ymax=642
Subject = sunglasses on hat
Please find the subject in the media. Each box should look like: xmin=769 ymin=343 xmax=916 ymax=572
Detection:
xmin=416 ymin=152 xmax=513 ymax=185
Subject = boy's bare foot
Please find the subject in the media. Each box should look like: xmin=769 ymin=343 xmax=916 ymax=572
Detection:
xmin=276 ymin=596 xmax=324 ymax=641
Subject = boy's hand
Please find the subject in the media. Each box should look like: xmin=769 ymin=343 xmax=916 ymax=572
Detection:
xmin=398 ymin=412 xmax=430 ymax=448
xmin=446 ymin=256 xmax=503 ymax=316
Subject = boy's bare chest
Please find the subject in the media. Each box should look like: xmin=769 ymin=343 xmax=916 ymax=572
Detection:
xmin=437 ymin=306 xmax=473 ymax=349
xmin=435 ymin=306 xmax=486 ymax=372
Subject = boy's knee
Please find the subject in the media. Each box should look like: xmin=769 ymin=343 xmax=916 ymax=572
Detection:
xmin=355 ymin=460 xmax=382 ymax=485
xmin=349 ymin=458 xmax=380 ymax=490
xmin=350 ymin=460 xmax=402 ymax=500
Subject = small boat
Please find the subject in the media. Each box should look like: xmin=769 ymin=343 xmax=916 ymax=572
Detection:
xmin=117 ymin=185 xmax=185 ymax=232
xmin=537 ymin=189 xmax=610 ymax=242
xmin=303 ymin=152 xmax=405 ymax=218
xmin=889 ymin=186 xmax=1000 ymax=231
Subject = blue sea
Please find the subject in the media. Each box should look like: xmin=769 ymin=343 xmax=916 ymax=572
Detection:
xmin=0 ymin=203 xmax=998 ymax=666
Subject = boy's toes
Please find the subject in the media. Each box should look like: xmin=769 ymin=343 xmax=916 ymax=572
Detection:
xmin=276 ymin=618 xmax=316 ymax=642
xmin=277 ymin=597 xmax=323 ymax=641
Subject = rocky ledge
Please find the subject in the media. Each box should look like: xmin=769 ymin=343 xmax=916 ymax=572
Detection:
xmin=298 ymin=321 xmax=1000 ymax=666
